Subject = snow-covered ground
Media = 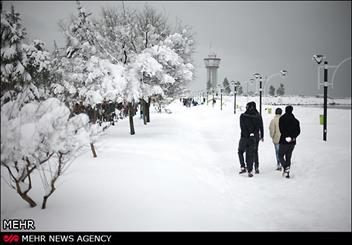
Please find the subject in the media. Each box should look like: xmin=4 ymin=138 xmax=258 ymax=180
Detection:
xmin=1 ymin=96 xmax=351 ymax=231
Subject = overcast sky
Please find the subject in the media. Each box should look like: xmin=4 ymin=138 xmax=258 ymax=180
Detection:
xmin=3 ymin=1 xmax=351 ymax=97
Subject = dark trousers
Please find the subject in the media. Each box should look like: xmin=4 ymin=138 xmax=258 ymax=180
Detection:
xmin=278 ymin=144 xmax=295 ymax=171
xmin=238 ymin=137 xmax=256 ymax=172
xmin=254 ymin=139 xmax=259 ymax=170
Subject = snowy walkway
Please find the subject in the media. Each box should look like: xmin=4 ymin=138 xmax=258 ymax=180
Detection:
xmin=1 ymin=97 xmax=351 ymax=231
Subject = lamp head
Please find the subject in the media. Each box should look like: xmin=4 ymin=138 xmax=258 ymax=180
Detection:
xmin=253 ymin=73 xmax=262 ymax=79
xmin=281 ymin=70 xmax=288 ymax=76
xmin=313 ymin=55 xmax=325 ymax=64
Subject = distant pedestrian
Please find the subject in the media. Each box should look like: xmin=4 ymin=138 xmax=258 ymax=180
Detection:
xmin=269 ymin=108 xmax=282 ymax=171
xmin=278 ymin=105 xmax=300 ymax=178
xmin=238 ymin=101 xmax=263 ymax=177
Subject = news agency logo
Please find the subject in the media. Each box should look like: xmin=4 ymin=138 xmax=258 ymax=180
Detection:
xmin=2 ymin=219 xmax=35 ymax=231
xmin=1 ymin=220 xmax=112 ymax=243
xmin=1 ymin=219 xmax=34 ymax=243
xmin=2 ymin=234 xmax=20 ymax=243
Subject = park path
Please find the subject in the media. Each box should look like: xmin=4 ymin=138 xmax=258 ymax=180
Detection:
xmin=1 ymin=99 xmax=350 ymax=231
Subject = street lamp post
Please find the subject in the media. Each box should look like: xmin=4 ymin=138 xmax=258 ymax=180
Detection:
xmin=253 ymin=73 xmax=263 ymax=115
xmin=217 ymin=84 xmax=222 ymax=110
xmin=259 ymin=79 xmax=262 ymax=115
xmin=323 ymin=61 xmax=328 ymax=141
xmin=212 ymin=88 xmax=215 ymax=107
xmin=313 ymin=54 xmax=328 ymax=141
xmin=234 ymin=84 xmax=237 ymax=114
xmin=232 ymin=81 xmax=237 ymax=114
xmin=220 ymin=88 xmax=223 ymax=110
xmin=313 ymin=55 xmax=351 ymax=141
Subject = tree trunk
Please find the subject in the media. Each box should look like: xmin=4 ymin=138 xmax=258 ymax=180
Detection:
xmin=19 ymin=193 xmax=37 ymax=207
xmin=41 ymin=187 xmax=55 ymax=209
xmin=128 ymin=102 xmax=135 ymax=135
xmin=14 ymin=165 xmax=37 ymax=208
xmin=93 ymin=107 xmax=97 ymax=124
xmin=146 ymin=97 xmax=151 ymax=123
xmin=41 ymin=152 xmax=64 ymax=209
xmin=15 ymin=182 xmax=37 ymax=207
xmin=90 ymin=142 xmax=97 ymax=158
xmin=42 ymin=196 xmax=49 ymax=209
xmin=141 ymin=99 xmax=147 ymax=125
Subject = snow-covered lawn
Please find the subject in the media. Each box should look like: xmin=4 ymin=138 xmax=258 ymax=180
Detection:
xmin=1 ymin=96 xmax=351 ymax=231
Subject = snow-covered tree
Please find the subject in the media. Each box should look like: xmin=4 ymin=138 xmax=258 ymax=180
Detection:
xmin=96 ymin=5 xmax=147 ymax=129
xmin=136 ymin=5 xmax=193 ymax=111
xmin=276 ymin=83 xmax=285 ymax=96
xmin=1 ymin=4 xmax=55 ymax=108
xmin=237 ymin=85 xmax=243 ymax=95
xmin=269 ymin=85 xmax=276 ymax=96
xmin=52 ymin=2 xmax=195 ymax=137
xmin=135 ymin=43 xmax=193 ymax=120
xmin=161 ymin=27 xmax=194 ymax=97
xmin=95 ymin=4 xmax=194 ymax=127
xmin=1 ymin=5 xmax=31 ymax=103
xmin=54 ymin=1 xmax=126 ymax=149
xmin=97 ymin=5 xmax=138 ymax=64
xmin=223 ymin=78 xmax=231 ymax=95
xmin=136 ymin=5 xmax=171 ymax=51
xmin=22 ymin=40 xmax=52 ymax=99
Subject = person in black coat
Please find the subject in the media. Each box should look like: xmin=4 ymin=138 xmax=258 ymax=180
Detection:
xmin=278 ymin=105 xmax=300 ymax=178
xmin=238 ymin=101 xmax=264 ymax=177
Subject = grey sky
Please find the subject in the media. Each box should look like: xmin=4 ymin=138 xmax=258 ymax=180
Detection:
xmin=3 ymin=1 xmax=351 ymax=97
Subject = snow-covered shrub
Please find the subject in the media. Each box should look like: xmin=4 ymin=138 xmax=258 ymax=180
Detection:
xmin=1 ymin=97 xmax=90 ymax=208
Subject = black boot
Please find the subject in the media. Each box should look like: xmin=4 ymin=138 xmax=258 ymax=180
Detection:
xmin=283 ymin=167 xmax=290 ymax=178
xmin=239 ymin=167 xmax=246 ymax=174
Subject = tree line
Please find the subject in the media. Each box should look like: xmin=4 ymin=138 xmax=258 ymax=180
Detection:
xmin=221 ymin=78 xmax=285 ymax=96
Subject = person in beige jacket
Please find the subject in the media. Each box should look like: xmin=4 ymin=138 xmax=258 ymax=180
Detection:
xmin=269 ymin=108 xmax=282 ymax=170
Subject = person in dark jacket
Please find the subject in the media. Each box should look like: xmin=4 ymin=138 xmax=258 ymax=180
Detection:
xmin=278 ymin=105 xmax=300 ymax=178
xmin=238 ymin=101 xmax=264 ymax=177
